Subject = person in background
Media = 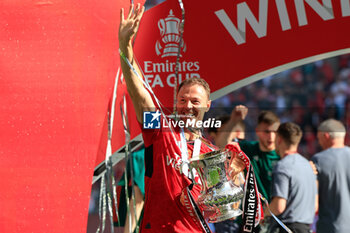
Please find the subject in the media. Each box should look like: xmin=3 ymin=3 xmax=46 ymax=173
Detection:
xmin=114 ymin=147 xmax=145 ymax=233
xmin=215 ymin=110 xmax=280 ymax=232
xmin=311 ymin=119 xmax=350 ymax=233
xmin=239 ymin=110 xmax=281 ymax=202
xmin=268 ymin=122 xmax=317 ymax=233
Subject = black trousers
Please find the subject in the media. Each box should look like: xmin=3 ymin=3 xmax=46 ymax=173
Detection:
xmin=279 ymin=222 xmax=311 ymax=233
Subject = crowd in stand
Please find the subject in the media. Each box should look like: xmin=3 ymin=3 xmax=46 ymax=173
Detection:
xmin=203 ymin=54 xmax=350 ymax=233
xmin=208 ymin=54 xmax=350 ymax=159
xmin=144 ymin=0 xmax=165 ymax=9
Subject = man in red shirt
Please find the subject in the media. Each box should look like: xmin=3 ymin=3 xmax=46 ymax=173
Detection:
xmin=119 ymin=4 xmax=244 ymax=232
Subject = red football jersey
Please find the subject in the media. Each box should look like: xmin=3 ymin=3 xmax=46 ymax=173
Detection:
xmin=140 ymin=124 xmax=216 ymax=233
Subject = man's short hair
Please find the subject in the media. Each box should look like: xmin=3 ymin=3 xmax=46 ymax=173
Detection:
xmin=318 ymin=119 xmax=346 ymax=139
xmin=277 ymin=122 xmax=303 ymax=147
xmin=178 ymin=78 xmax=210 ymax=99
xmin=257 ymin=110 xmax=280 ymax=125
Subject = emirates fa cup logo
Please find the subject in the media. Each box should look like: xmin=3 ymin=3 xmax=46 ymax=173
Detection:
xmin=155 ymin=10 xmax=186 ymax=58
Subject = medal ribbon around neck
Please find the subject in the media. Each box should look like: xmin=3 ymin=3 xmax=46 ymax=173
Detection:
xmin=180 ymin=128 xmax=202 ymax=179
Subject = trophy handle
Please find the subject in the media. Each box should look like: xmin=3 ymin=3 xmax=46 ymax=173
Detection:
xmin=158 ymin=19 xmax=166 ymax=36
xmin=195 ymin=167 xmax=206 ymax=193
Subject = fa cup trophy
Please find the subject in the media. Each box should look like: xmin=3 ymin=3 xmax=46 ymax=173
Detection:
xmin=190 ymin=149 xmax=244 ymax=223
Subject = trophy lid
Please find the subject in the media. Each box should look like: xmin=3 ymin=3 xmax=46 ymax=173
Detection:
xmin=190 ymin=149 xmax=229 ymax=162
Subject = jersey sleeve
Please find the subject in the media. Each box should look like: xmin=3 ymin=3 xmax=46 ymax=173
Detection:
xmin=271 ymin=166 xmax=289 ymax=200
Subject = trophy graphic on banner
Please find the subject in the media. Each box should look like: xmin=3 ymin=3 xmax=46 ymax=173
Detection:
xmin=190 ymin=149 xmax=244 ymax=223
xmin=156 ymin=9 xmax=186 ymax=57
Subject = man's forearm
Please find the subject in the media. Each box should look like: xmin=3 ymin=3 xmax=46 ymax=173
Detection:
xmin=118 ymin=5 xmax=155 ymax=123
xmin=119 ymin=42 xmax=155 ymax=123
xmin=215 ymin=120 xmax=239 ymax=148
xmin=269 ymin=196 xmax=286 ymax=216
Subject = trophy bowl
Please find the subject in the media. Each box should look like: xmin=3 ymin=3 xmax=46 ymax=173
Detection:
xmin=190 ymin=149 xmax=244 ymax=223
